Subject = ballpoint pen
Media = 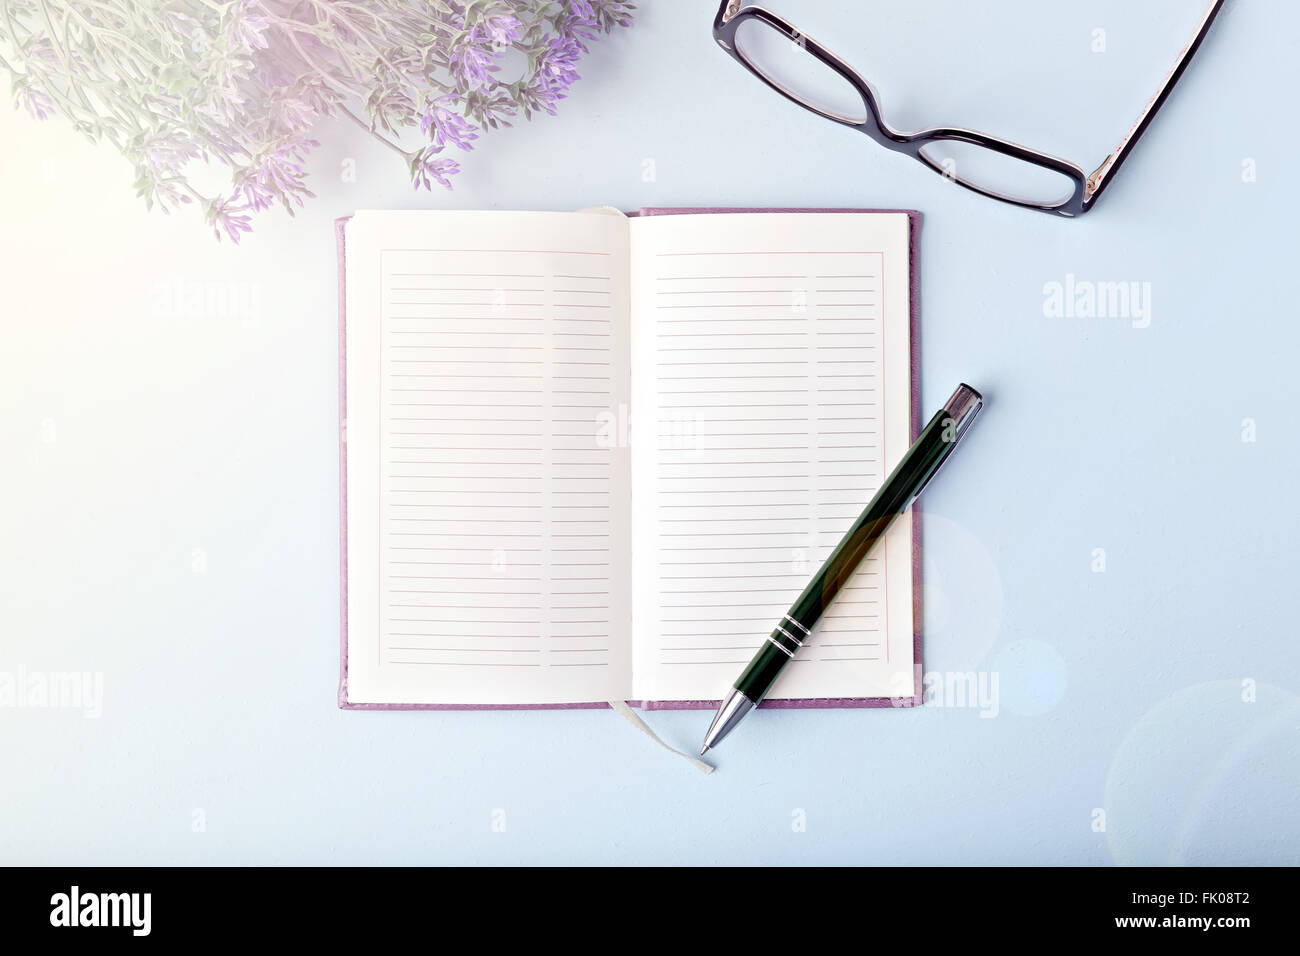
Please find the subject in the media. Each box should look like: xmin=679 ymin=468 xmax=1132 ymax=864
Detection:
xmin=699 ymin=383 xmax=984 ymax=755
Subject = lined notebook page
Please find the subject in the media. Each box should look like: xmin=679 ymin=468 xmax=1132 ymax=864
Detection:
xmin=628 ymin=213 xmax=915 ymax=703
xmin=344 ymin=211 xmax=632 ymax=705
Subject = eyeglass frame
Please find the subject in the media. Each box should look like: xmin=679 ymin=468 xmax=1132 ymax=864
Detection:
xmin=712 ymin=0 xmax=1227 ymax=218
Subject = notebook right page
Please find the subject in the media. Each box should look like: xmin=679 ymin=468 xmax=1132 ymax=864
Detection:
xmin=628 ymin=212 xmax=915 ymax=704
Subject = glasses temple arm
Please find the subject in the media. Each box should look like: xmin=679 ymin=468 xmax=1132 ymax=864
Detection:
xmin=1085 ymin=0 xmax=1227 ymax=204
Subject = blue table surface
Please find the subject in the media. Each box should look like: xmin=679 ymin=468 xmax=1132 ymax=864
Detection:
xmin=1 ymin=0 xmax=1296 ymax=864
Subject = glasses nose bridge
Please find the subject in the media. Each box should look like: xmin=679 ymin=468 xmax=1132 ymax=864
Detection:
xmin=856 ymin=75 xmax=887 ymax=127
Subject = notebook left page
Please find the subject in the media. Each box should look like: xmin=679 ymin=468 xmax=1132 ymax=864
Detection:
xmin=343 ymin=210 xmax=633 ymax=705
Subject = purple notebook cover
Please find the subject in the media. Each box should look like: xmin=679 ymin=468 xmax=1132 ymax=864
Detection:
xmin=337 ymin=207 xmax=923 ymax=711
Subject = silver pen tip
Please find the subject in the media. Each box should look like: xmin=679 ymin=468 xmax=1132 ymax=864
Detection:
xmin=699 ymin=689 xmax=756 ymax=755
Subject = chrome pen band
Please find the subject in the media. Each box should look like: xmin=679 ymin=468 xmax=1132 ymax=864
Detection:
xmin=765 ymin=635 xmax=795 ymax=657
xmin=767 ymin=614 xmax=810 ymax=656
xmin=783 ymin=614 xmax=810 ymax=636
xmin=775 ymin=625 xmax=803 ymax=647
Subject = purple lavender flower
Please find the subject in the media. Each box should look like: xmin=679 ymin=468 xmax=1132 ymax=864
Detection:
xmin=589 ymin=1 xmax=637 ymax=31
xmin=25 ymin=32 xmax=61 ymax=69
xmin=161 ymin=9 xmax=201 ymax=39
xmin=420 ymin=94 xmax=478 ymax=151
xmin=136 ymin=128 xmax=202 ymax=173
xmin=556 ymin=11 xmax=601 ymax=48
xmin=15 ymin=85 xmax=55 ymax=121
xmin=239 ymin=138 xmax=317 ymax=211
xmin=480 ymin=15 xmax=523 ymax=48
xmin=449 ymin=33 xmax=497 ymax=89
xmin=268 ymin=85 xmax=320 ymax=134
xmin=239 ymin=177 xmax=277 ymax=212
xmin=537 ymin=35 xmax=584 ymax=95
xmin=410 ymin=149 xmax=461 ymax=190
xmin=463 ymin=86 xmax=519 ymax=129
xmin=0 ymin=1 xmax=635 ymax=238
xmin=519 ymin=75 xmax=563 ymax=117
xmin=206 ymin=198 xmax=254 ymax=243
xmin=226 ymin=5 xmax=272 ymax=54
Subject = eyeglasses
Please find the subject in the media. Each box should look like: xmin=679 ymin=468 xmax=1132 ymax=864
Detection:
xmin=713 ymin=1 xmax=1226 ymax=218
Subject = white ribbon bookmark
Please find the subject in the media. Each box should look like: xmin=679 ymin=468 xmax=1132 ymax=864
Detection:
xmin=608 ymin=700 xmax=715 ymax=775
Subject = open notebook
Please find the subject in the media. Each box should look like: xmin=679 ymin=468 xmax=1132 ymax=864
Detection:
xmin=338 ymin=207 xmax=921 ymax=709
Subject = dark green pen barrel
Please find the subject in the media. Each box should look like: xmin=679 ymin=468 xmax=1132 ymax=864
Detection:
xmin=735 ymin=640 xmax=789 ymax=701
xmin=731 ymin=408 xmax=959 ymax=705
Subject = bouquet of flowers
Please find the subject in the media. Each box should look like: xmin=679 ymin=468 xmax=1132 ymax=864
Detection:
xmin=0 ymin=0 xmax=634 ymax=240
